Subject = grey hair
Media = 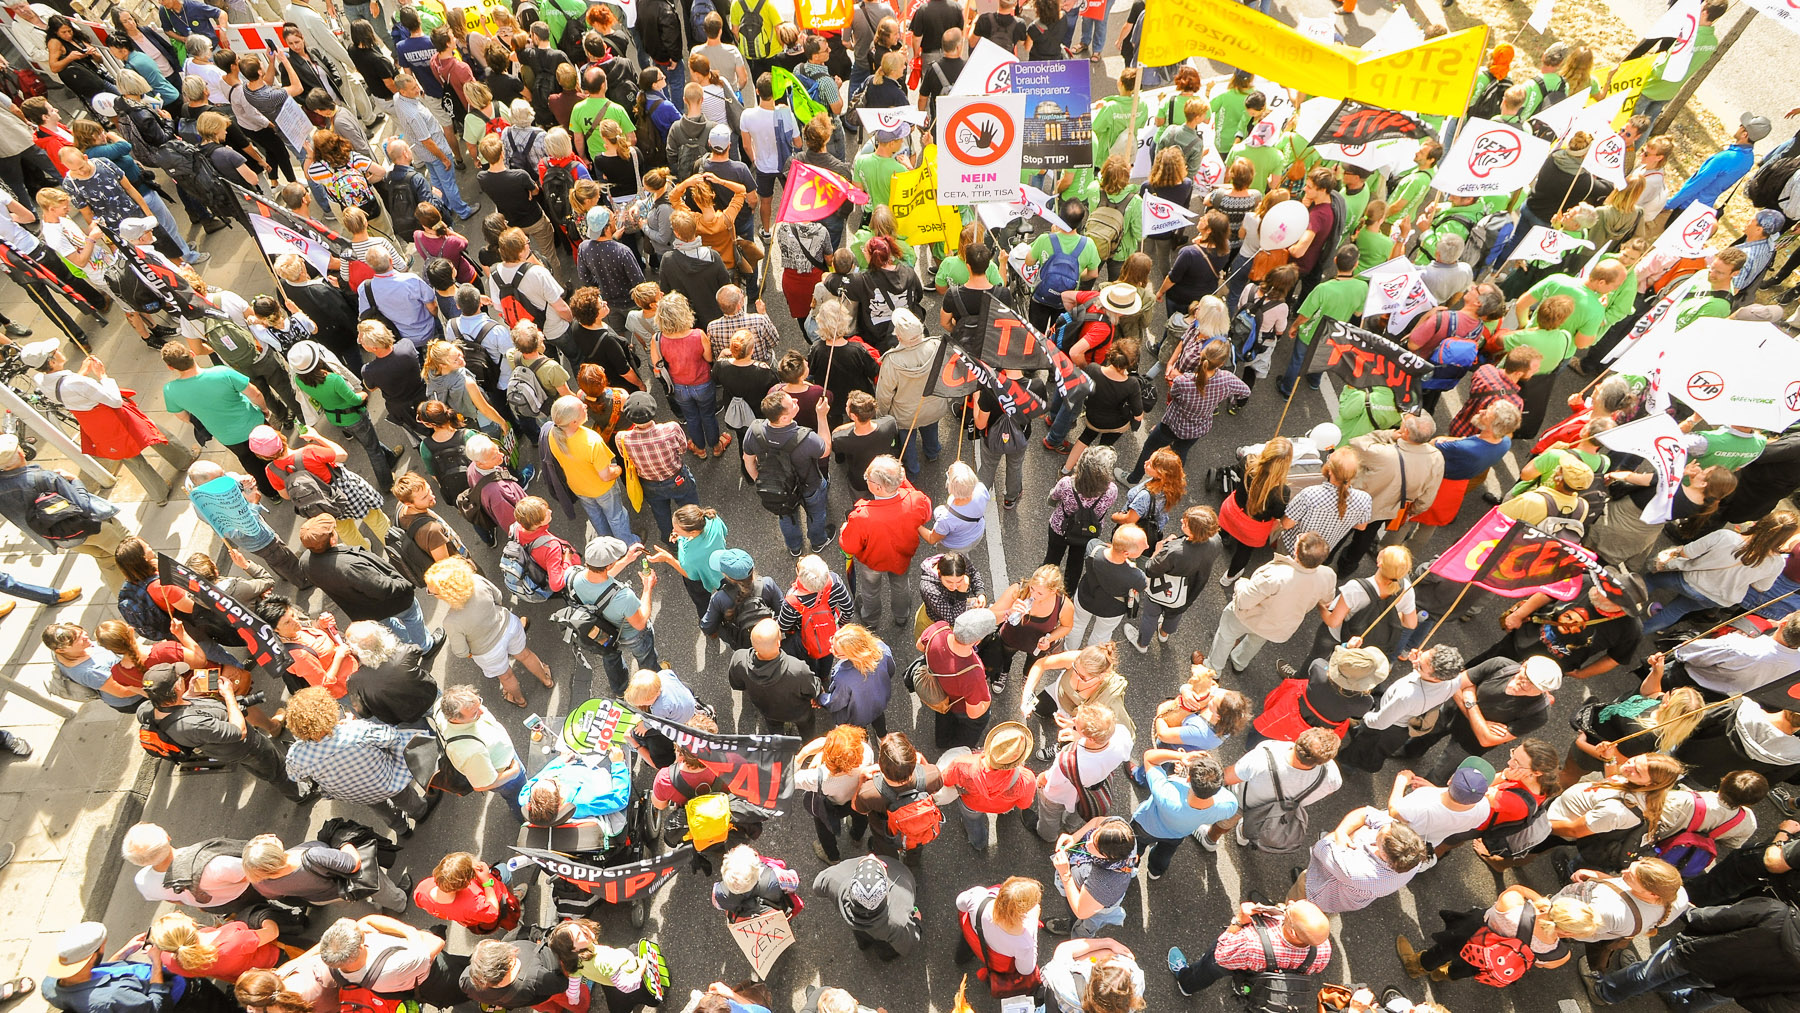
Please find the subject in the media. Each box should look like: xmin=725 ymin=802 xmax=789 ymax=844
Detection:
xmin=1426 ymin=644 xmax=1465 ymax=682
xmin=116 ymin=69 xmax=149 ymax=98
xmin=317 ymin=919 xmax=364 ymax=967
xmin=1593 ymin=375 xmax=1634 ymax=414
xmin=121 ymin=823 xmax=172 ymax=866
xmin=945 ymin=460 xmax=977 ymax=499
xmin=864 ymin=455 xmax=903 ymax=496
xmin=507 ymin=99 xmax=534 ymax=126
xmin=364 ymin=247 xmax=392 ymax=273
xmin=181 ymin=74 xmax=208 ymax=103
xmin=185 ymin=33 xmax=212 ymax=58
xmin=393 ymin=69 xmax=419 ymax=93
xmin=814 ymin=298 xmax=851 ymax=342
xmin=1071 ymin=444 xmax=1117 ymax=499
xmin=1485 ymin=401 xmax=1522 ymax=436
xmin=1399 ymin=413 xmax=1436 ymax=443
xmin=343 ymin=621 xmax=403 ymax=666
xmin=466 ymin=433 xmax=500 ymax=463
xmin=796 ymin=554 xmax=831 ymax=592
xmin=716 ymin=284 xmax=745 ymax=313
xmin=440 ymin=684 xmax=484 ymax=721
xmin=548 ymin=395 xmax=586 ymax=457
xmin=815 ymin=990 xmax=857 ymax=1013
xmin=185 ymin=460 xmax=225 ymax=486
xmin=468 ymin=940 xmax=517 ymax=986
xmin=545 ymin=127 xmax=573 ymax=159
xmin=1434 ymin=233 xmax=1465 ymax=262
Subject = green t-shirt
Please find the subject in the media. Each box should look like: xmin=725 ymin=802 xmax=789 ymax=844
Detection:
xmin=297 ymin=371 xmax=368 ymax=427
xmin=1029 ymin=231 xmax=1102 ymax=284
xmin=568 ymin=96 xmax=636 ymax=158
xmin=1209 ymin=90 xmax=1249 ymax=153
xmin=1296 ymin=277 xmax=1370 ymax=345
xmin=1336 ymin=385 xmax=1400 ymax=441
xmin=850 ymin=229 xmax=916 ymax=269
xmin=1524 ymin=274 xmax=1605 ymax=343
xmin=1340 ymin=184 xmax=1372 ymax=235
xmin=1507 ymin=447 xmax=1610 ymax=498
xmin=1642 ymin=25 xmax=1718 ymax=101
xmin=1697 ymin=428 xmax=1768 ymax=471
xmin=1673 ymin=290 xmax=1732 ymax=329
xmin=1387 ymin=167 xmax=1436 ymax=225
xmin=852 ymin=152 xmax=908 ymax=208
xmin=163 ymin=367 xmax=264 ymax=446
xmin=1503 ymin=326 xmax=1576 ymax=374
xmin=1228 ymin=138 xmax=1287 ymax=193
xmin=935 ymin=254 xmax=1003 ymax=288
xmin=1414 ymin=203 xmax=1481 ymax=263
xmin=1600 ymin=259 xmax=1642 ymax=328
xmin=1520 ymin=71 xmax=1563 ymax=122
xmin=1354 ymin=228 xmax=1396 ymax=275
xmin=1091 ymin=94 xmax=1149 ymax=167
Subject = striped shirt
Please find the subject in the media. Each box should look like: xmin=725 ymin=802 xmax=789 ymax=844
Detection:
xmin=1303 ymin=812 xmax=1424 ymax=914
xmin=1282 ymin=484 xmax=1373 ymax=555
xmin=285 ymin=719 xmax=413 ymax=804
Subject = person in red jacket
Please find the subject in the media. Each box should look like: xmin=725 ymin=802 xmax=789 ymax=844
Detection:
xmin=941 ymin=721 xmax=1036 ymax=851
xmin=839 ymin=454 xmax=933 ymax=628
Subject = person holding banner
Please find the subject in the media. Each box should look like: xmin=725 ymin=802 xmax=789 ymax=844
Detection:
xmin=1590 ymin=463 xmax=1736 ymax=569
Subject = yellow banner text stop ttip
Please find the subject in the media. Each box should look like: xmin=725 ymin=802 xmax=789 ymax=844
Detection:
xmin=1140 ymin=0 xmax=1489 ymax=117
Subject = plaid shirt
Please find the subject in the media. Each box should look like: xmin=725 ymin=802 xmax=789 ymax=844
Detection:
xmin=285 ymin=719 xmax=413 ymax=804
xmin=1212 ymin=914 xmax=1333 ymax=973
xmin=616 ymin=421 xmax=688 ymax=481
xmin=1163 ymin=369 xmax=1251 ymax=440
xmin=1450 ymin=364 xmax=1523 ymax=438
xmin=706 ymin=311 xmax=781 ymax=363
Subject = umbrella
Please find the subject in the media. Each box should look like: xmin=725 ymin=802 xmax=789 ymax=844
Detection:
xmin=1655 ymin=318 xmax=1800 ymax=432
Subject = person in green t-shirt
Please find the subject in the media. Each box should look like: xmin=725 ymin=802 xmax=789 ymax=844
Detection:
xmin=1209 ymin=70 xmax=1255 ymax=154
xmin=1387 ymin=140 xmax=1442 ymax=235
xmin=1636 ymin=0 xmax=1726 ymax=139
xmin=1596 ymin=240 xmax=1650 ymax=331
xmin=290 ymin=341 xmax=399 ymax=495
xmin=1336 ymin=384 xmax=1401 ymax=441
xmin=1518 ymin=43 xmax=1568 ymax=123
xmin=1354 ymin=198 xmax=1396 ymax=275
xmin=852 ymin=130 xmax=911 ymax=209
xmin=1091 ymin=69 xmax=1151 ymax=168
xmin=568 ymin=68 xmax=637 ymax=159
xmin=1088 ymin=157 xmax=1145 ymax=266
xmin=1503 ymin=293 xmax=1577 ymax=375
xmin=1517 ymin=264 xmax=1624 ymax=350
xmin=1507 ymin=442 xmax=1611 ymax=498
xmin=1228 ymin=118 xmax=1287 ymax=194
xmin=1690 ymin=425 xmax=1768 ymax=471
xmin=935 ymin=229 xmax=1005 ymax=290
xmin=1671 ymin=248 xmax=1743 ymax=328
xmin=1413 ymin=193 xmax=1483 ymax=264
xmin=1339 ymin=165 xmax=1376 ymax=233
xmin=1025 ymin=212 xmax=1102 ymax=330
xmin=1280 ymin=244 xmax=1368 ymax=396
xmin=160 ymin=345 xmax=280 ymax=495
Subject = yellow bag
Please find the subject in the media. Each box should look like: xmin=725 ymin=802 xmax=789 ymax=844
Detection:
xmin=622 ymin=453 xmax=644 ymax=512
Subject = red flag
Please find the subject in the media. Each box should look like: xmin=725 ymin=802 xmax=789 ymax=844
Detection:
xmin=1426 ymin=508 xmax=1593 ymax=601
xmin=776 ymin=161 xmax=869 ymax=223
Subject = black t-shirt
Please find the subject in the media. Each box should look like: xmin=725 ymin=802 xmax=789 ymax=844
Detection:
xmin=831 ymin=416 xmax=899 ymax=494
xmin=459 ymin=942 xmax=567 ymax=1009
xmin=1075 ymin=541 xmax=1148 ymax=617
xmin=862 ymin=79 xmax=908 ymax=109
xmin=1302 ymin=659 xmax=1374 ymax=724
xmin=478 ymin=168 xmax=545 ymax=226
xmin=1449 ymin=658 xmax=1551 ymax=754
xmin=921 ymin=55 xmax=964 ymax=101
xmin=1512 ymin=603 xmax=1643 ymax=669
xmin=593 ymin=328 xmax=644 ymax=392
xmin=361 ymin=341 xmax=428 ymax=407
xmin=350 ymin=47 xmax=396 ymax=99
xmin=973 ymin=11 xmax=1027 ymax=52
xmin=713 ymin=360 xmax=780 ymax=408
xmin=808 ymin=340 xmax=880 ymax=425
xmin=1165 ymin=244 xmax=1225 ymax=310
xmin=845 ymin=266 xmax=923 ymax=350
xmin=908 ymin=0 xmax=962 ymax=53
xmin=205 ymin=142 xmax=247 ymax=179
xmin=1081 ymin=367 xmax=1144 ymax=431
xmin=943 ymin=284 xmax=1006 ymax=345
xmin=1026 ymin=20 xmax=1061 ymax=60
xmin=488 ymin=72 xmax=527 ymax=108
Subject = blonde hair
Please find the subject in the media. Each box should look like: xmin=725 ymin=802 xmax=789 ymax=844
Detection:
xmin=624 ymin=670 xmax=664 ymax=708
xmin=284 ymin=687 xmax=341 ymax=741
xmin=831 ymin=624 xmax=884 ymax=673
xmin=1246 ymin=437 xmax=1294 ymax=515
xmin=1628 ymin=857 xmax=1686 ymax=926
xmin=424 ymin=556 xmax=478 ymax=607
xmin=656 ymin=291 xmax=695 ymax=334
xmin=1375 ymin=545 xmax=1412 ymax=581
xmin=422 ymin=339 xmax=462 ymax=378
xmin=1546 ymin=898 xmax=1600 ymax=937
xmin=720 ymin=844 xmax=762 ymax=893
xmin=1650 ymin=687 xmax=1708 ymax=754
xmin=150 ymin=912 xmax=218 ymax=973
xmin=241 ymin=835 xmax=290 ymax=877
xmin=991 ymin=876 xmax=1042 ymax=930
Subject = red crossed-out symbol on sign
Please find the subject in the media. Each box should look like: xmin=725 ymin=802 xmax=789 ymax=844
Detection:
xmin=945 ymin=101 xmax=1015 ymax=166
xmin=1469 ymin=129 xmax=1522 ymax=177
xmin=1683 ymin=213 xmax=1716 ymax=248
xmin=1786 ymin=380 xmax=1800 ymax=412
xmin=1686 ymin=370 xmax=1725 ymax=401
xmin=1149 ymin=202 xmax=1171 ymax=219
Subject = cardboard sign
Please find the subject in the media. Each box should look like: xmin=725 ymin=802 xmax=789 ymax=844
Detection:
xmin=728 ymin=910 xmax=795 ymax=978
xmin=936 ymin=93 xmax=1027 ymax=204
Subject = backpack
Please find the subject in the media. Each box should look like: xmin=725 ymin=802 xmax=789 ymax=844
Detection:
xmin=1466 ymin=213 xmax=1513 ymax=269
xmin=137 ymin=706 xmax=206 ymax=762
xmin=1530 ymin=488 xmax=1589 ymax=539
xmin=753 ymin=425 xmax=807 ymax=514
xmin=541 ymin=158 xmax=579 ymax=241
xmin=785 ymin=585 xmax=839 ymax=659
xmin=164 ymin=137 xmax=236 ymax=213
xmin=1086 ymin=189 xmax=1131 ymax=261
xmin=507 ymin=356 xmax=555 ymax=419
xmin=960 ymin=895 xmax=1041 ymax=997
xmin=1240 ymin=921 xmax=1319 ymax=1013
xmin=494 ymin=265 xmax=551 ymax=328
xmin=1478 ymin=785 xmax=1553 ymax=859
xmin=1032 ymin=234 xmax=1088 ymax=306
xmin=1458 ymin=900 xmax=1538 ymax=988
xmin=502 ymin=128 xmax=539 ymax=172
xmin=1532 ymin=75 xmax=1567 ymax=112
xmin=1053 ymin=297 xmax=1112 ymax=360
xmin=1747 ymin=153 xmax=1800 ymax=211
xmin=604 ymin=58 xmax=641 ymax=111
xmin=384 ymin=513 xmax=442 ymax=586
xmin=878 ymin=778 xmax=943 ymax=849
xmin=501 ymin=530 xmax=569 ymax=602
xmin=720 ymin=587 xmax=776 ymax=650
xmin=684 ymin=792 xmax=735 ymax=850
xmin=456 ymin=468 xmax=504 ymax=535
xmin=1231 ymin=294 xmax=1278 ymax=359
xmin=636 ymin=94 xmax=670 ymax=169
xmin=1065 ymin=491 xmax=1105 ymax=545
xmin=118 ymin=579 xmax=173 ymax=641
xmin=471 ymin=108 xmax=508 ymax=137
xmin=1238 ymin=745 xmax=1328 ymax=854
xmin=163 ymin=838 xmax=250 ymax=905
xmin=736 ymin=0 xmax=772 ymax=60
xmin=455 ymin=319 xmax=506 ymax=392
xmin=1650 ymin=792 xmax=1746 ymax=876
xmin=201 ymin=314 xmax=266 ymax=375
xmin=272 ymin=454 xmax=351 ymax=518
xmin=28 ymin=486 xmax=100 ymax=545
xmin=379 ymin=170 xmax=424 ymax=241
xmin=1467 ymin=76 xmax=1513 ymax=120
xmin=1422 ymin=313 xmax=1481 ymax=391
xmin=551 ymin=581 xmax=626 ymax=651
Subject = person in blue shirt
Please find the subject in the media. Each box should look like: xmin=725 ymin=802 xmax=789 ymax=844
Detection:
xmin=42 ymin=921 xmax=184 ymax=1013
xmin=519 ymin=749 xmax=633 ymax=825
xmin=1130 ymin=748 xmax=1237 ymax=880
xmin=185 ymin=460 xmax=308 ymax=588
xmin=392 ymin=7 xmax=442 ymax=99
xmin=104 ymin=36 xmax=179 ymax=105
xmin=1666 ymin=112 xmax=1772 ymax=212
xmin=156 ymin=0 xmax=224 ymax=47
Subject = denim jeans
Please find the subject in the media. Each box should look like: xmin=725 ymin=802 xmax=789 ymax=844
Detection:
xmin=0 ymin=571 xmax=59 ymax=603
xmin=144 ymin=191 xmax=197 ymax=262
xmin=598 ymin=627 xmax=661 ymax=697
xmin=346 ymin=1 xmax=391 ymax=43
xmin=384 ymin=599 xmax=432 ymax=648
xmin=640 ymin=467 xmax=700 ymax=542
xmin=421 ymin=154 xmax=477 ymax=218
xmin=1074 ymin=13 xmax=1103 ymax=51
xmin=1132 ymin=821 xmax=1187 ymax=877
xmin=1644 ymin=571 xmax=1725 ymax=634
xmin=1595 ymin=940 xmax=1714 ymax=1005
xmin=1045 ymin=379 xmax=1089 ymax=447
xmin=671 ymin=382 xmax=720 ymax=448
xmin=899 ymin=421 xmax=940 ymax=475
xmin=1128 ymin=423 xmax=1197 ymax=481
xmin=1279 ymin=335 xmax=1319 ymax=395
xmin=495 ymin=764 xmax=529 ymax=822
xmin=777 ymin=478 xmax=831 ymax=554
xmin=1138 ymin=596 xmax=1189 ymax=641
xmin=578 ymin=485 xmax=639 ymax=546
xmin=958 ymin=800 xmax=994 ymax=850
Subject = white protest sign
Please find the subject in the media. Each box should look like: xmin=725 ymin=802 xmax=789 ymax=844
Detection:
xmin=1646 ymin=0 xmax=1704 ymax=80
xmin=1432 ymin=117 xmax=1555 ymax=197
xmin=1652 ymin=201 xmax=1719 ymax=256
xmin=1527 ymin=0 xmax=1555 ymax=33
xmin=936 ymin=92 xmax=1027 ymax=204
xmin=1513 ymin=225 xmax=1595 ymax=265
xmin=1142 ymin=193 xmax=1198 ymax=236
xmin=1362 ymin=259 xmax=1435 ymax=332
xmin=1739 ymin=0 xmax=1800 ymax=37
xmin=250 ymin=213 xmax=331 ymax=274
xmin=950 ymin=37 xmax=1018 ymax=95
xmin=1582 ymin=130 xmax=1629 ymax=187
xmin=856 ymin=106 xmax=929 ymax=133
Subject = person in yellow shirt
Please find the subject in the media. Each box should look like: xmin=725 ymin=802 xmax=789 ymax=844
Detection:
xmin=544 ymin=394 xmax=639 ymax=545
xmin=1497 ymin=457 xmax=1593 ymax=536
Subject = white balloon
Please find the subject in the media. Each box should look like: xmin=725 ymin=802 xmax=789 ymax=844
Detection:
xmin=1259 ymin=200 xmax=1312 ymax=249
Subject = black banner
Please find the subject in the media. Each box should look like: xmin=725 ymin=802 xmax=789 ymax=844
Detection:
xmin=963 ymin=299 xmax=1052 ymax=371
xmin=101 ymin=223 xmax=211 ymax=320
xmin=231 ymin=182 xmax=353 ymax=260
xmin=1308 ymin=99 xmax=1431 ymax=148
xmin=925 ymin=341 xmax=985 ymax=401
xmin=625 ymin=706 xmax=801 ymax=807
xmin=0 ymin=235 xmax=102 ymax=323
xmin=156 ymin=553 xmax=291 ymax=677
xmin=1301 ymin=317 xmax=1433 ymax=409
xmin=1750 ymin=674 xmax=1800 ymax=710
xmin=1472 ymin=522 xmax=1598 ymax=597
xmin=512 ymin=845 xmax=690 ymax=902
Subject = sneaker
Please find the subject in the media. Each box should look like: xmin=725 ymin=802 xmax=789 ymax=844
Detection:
xmin=1157 ymin=628 xmax=1170 ymax=644
xmin=1167 ymin=948 xmax=1195 ymax=997
xmin=1218 ymin=571 xmax=1238 ymax=588
xmin=1381 ymin=990 xmax=1407 ymax=1009
xmin=1002 ymin=498 xmax=1018 ymax=510
xmin=1041 ymin=916 xmax=1073 ymax=936
xmin=1236 ymin=821 xmax=1250 ymax=847
xmin=1195 ymin=827 xmax=1219 ymax=851
xmin=185 ymin=251 xmax=212 ymax=266
xmin=1123 ymin=625 xmax=1148 ymax=653
xmin=1276 ymin=661 xmax=1297 ymax=680
xmin=1147 ymin=866 xmax=1164 ymax=880
xmin=989 ymin=675 xmax=1007 ymax=694
xmin=813 ymin=840 xmax=830 ymax=862
xmin=3 ymin=322 xmax=30 ymax=338
xmin=1771 ymin=785 xmax=1800 ymax=818
xmin=815 ymin=525 xmax=838 ymax=550
xmin=1043 ymin=436 xmax=1072 ymax=454
xmin=1582 ymin=966 xmax=1611 ymax=1007
xmin=0 ymin=731 xmax=31 ymax=757
xmin=789 ymin=545 xmax=804 ymax=557
xmin=519 ymin=465 xmax=538 ymax=485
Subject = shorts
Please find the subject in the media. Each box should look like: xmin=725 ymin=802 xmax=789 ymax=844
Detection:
xmin=471 ymin=613 xmax=529 ymax=679
xmin=755 ymin=169 xmax=780 ymax=198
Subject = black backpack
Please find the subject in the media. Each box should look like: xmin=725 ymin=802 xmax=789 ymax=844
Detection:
xmin=720 ymin=587 xmax=775 ymax=650
xmin=736 ymin=0 xmax=772 ymax=60
xmin=1748 ymin=153 xmax=1800 ymax=211
xmin=604 ymin=59 xmax=641 ymax=111
xmin=454 ymin=318 xmax=506 ymax=392
xmin=1066 ymin=492 xmax=1104 ymax=545
xmin=384 ymin=513 xmax=443 ymax=586
xmin=753 ymin=425 xmax=806 ymax=514
xmin=160 ymin=137 xmax=236 ymax=214
xmin=1467 ymin=76 xmax=1512 ymax=121
xmin=118 ymin=578 xmax=173 ymax=642
xmin=550 ymin=582 xmax=626 ymax=651
xmin=380 ymin=170 xmax=424 ymax=241
xmin=272 ymin=454 xmax=351 ymax=518
xmin=163 ymin=838 xmax=250 ymax=905
xmin=542 ymin=159 xmax=579 ymax=243
xmin=636 ymin=94 xmax=670 ymax=170
xmin=1239 ymin=921 xmax=1319 ymax=1013
xmin=28 ymin=487 xmax=101 ymax=545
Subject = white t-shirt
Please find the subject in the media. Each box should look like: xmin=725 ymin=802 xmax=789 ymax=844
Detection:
xmin=1324 ymin=577 xmax=1416 ymax=640
xmin=133 ymin=858 xmax=252 ymax=906
xmin=1545 ymin=778 xmax=1644 ymax=835
xmin=955 ymin=886 xmax=1039 ymax=972
xmin=1391 ymin=787 xmax=1490 ymax=846
xmin=487 ymin=262 xmax=569 ymax=343
xmin=740 ymin=104 xmax=781 ymax=174
xmin=701 ymin=82 xmax=732 ymax=129
xmin=349 ymin=933 xmax=435 ymax=992
xmin=1556 ymin=875 xmax=1689 ymax=941
xmin=1041 ymin=726 xmax=1133 ymax=809
xmin=187 ymin=58 xmax=229 ymax=102
xmin=1653 ymin=790 xmax=1758 ymax=851
xmin=0 ymin=191 xmax=41 ymax=254
xmin=1232 ymin=742 xmax=1342 ymax=811
xmin=1362 ymin=670 xmax=1462 ymax=730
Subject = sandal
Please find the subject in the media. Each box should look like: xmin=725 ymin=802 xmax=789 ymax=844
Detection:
xmin=687 ymin=441 xmax=709 ymax=459
xmin=0 ymin=978 xmax=35 ymax=1004
xmin=501 ymin=690 xmax=528 ymax=708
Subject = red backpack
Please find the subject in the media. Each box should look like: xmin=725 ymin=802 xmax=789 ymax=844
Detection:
xmin=1459 ymin=901 xmax=1538 ymax=987
xmin=1651 ymin=792 xmax=1746 ymax=876
xmin=785 ymin=585 xmax=839 ymax=659
xmin=878 ymin=779 xmax=943 ymax=850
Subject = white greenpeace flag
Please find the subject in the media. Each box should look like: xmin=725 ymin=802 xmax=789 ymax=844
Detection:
xmin=1513 ymin=226 xmax=1595 ymax=265
xmin=1646 ymin=0 xmax=1705 ymax=81
xmin=1739 ymin=0 xmax=1800 ymax=37
xmin=1131 ymin=124 xmax=1158 ymax=180
xmin=1193 ymin=147 xmax=1227 ymax=189
xmin=1582 ymin=131 xmax=1630 ymax=187
xmin=1365 ymin=8 xmax=1424 ymax=54
xmin=978 ymin=184 xmax=1067 ymax=231
xmin=950 ymin=38 xmax=1018 ymax=95
xmin=1652 ymin=201 xmax=1718 ymax=256
xmin=1433 ymin=118 xmax=1554 ymax=197
xmin=856 ymin=106 xmax=929 ymax=133
xmin=1142 ymin=193 xmax=1198 ymax=237
xmin=1527 ymin=0 xmax=1555 ymax=33
xmin=1594 ymin=411 xmax=1690 ymax=524
xmin=1362 ymin=259 xmax=1436 ymax=333
xmin=1531 ymin=91 xmax=1589 ymax=139
xmin=251 ymin=213 xmax=331 ymax=274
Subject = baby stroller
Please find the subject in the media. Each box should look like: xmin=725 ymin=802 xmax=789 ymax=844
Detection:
xmin=517 ymin=786 xmax=658 ymax=927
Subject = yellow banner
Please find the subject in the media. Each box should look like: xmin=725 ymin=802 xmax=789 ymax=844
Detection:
xmin=892 ymin=146 xmax=956 ymax=246
xmin=1140 ymin=0 xmax=1487 ymax=116
xmin=1606 ymin=55 xmax=1658 ymax=129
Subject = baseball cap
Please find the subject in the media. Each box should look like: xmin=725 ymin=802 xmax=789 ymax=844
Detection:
xmin=287 ymin=341 xmax=323 ymax=374
xmin=1449 ymin=765 xmax=1492 ymax=805
xmin=119 ymin=216 xmax=158 ymax=242
xmin=585 ymin=205 xmax=612 ymax=237
xmin=843 ymin=856 xmax=892 ymax=913
xmin=247 ymin=425 xmax=286 ymax=458
xmin=1457 ymin=756 xmax=1497 ymax=782
xmin=18 ymin=339 xmax=59 ymax=369
xmin=712 ymin=548 xmax=754 ymax=580
xmin=875 ymin=124 xmax=908 ymax=142
xmin=1556 ymin=457 xmax=1594 ymax=491
xmin=141 ymin=660 xmax=194 ymax=703
xmin=0 ymin=434 xmax=18 ymax=465
xmin=1521 ymin=656 xmax=1563 ymax=692
xmin=89 ymin=93 xmax=116 ymax=118
xmin=49 ymin=922 xmax=107 ymax=975
xmin=708 ymin=124 xmax=731 ymax=150
xmin=1758 ymin=209 xmax=1788 ymax=233
xmin=622 ymin=391 xmax=657 ymax=425
xmin=584 ymin=535 xmax=629 ymax=570
xmin=1743 ymin=112 xmax=1774 ymax=143
xmin=952 ymin=608 xmax=996 ymax=643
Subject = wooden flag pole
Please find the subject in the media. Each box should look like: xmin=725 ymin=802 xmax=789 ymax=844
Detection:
xmin=1356 ymin=589 xmax=1407 ymax=640
xmin=1608 ymin=691 xmax=1744 ymax=748
xmin=1272 ymin=369 xmax=1303 ymax=437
